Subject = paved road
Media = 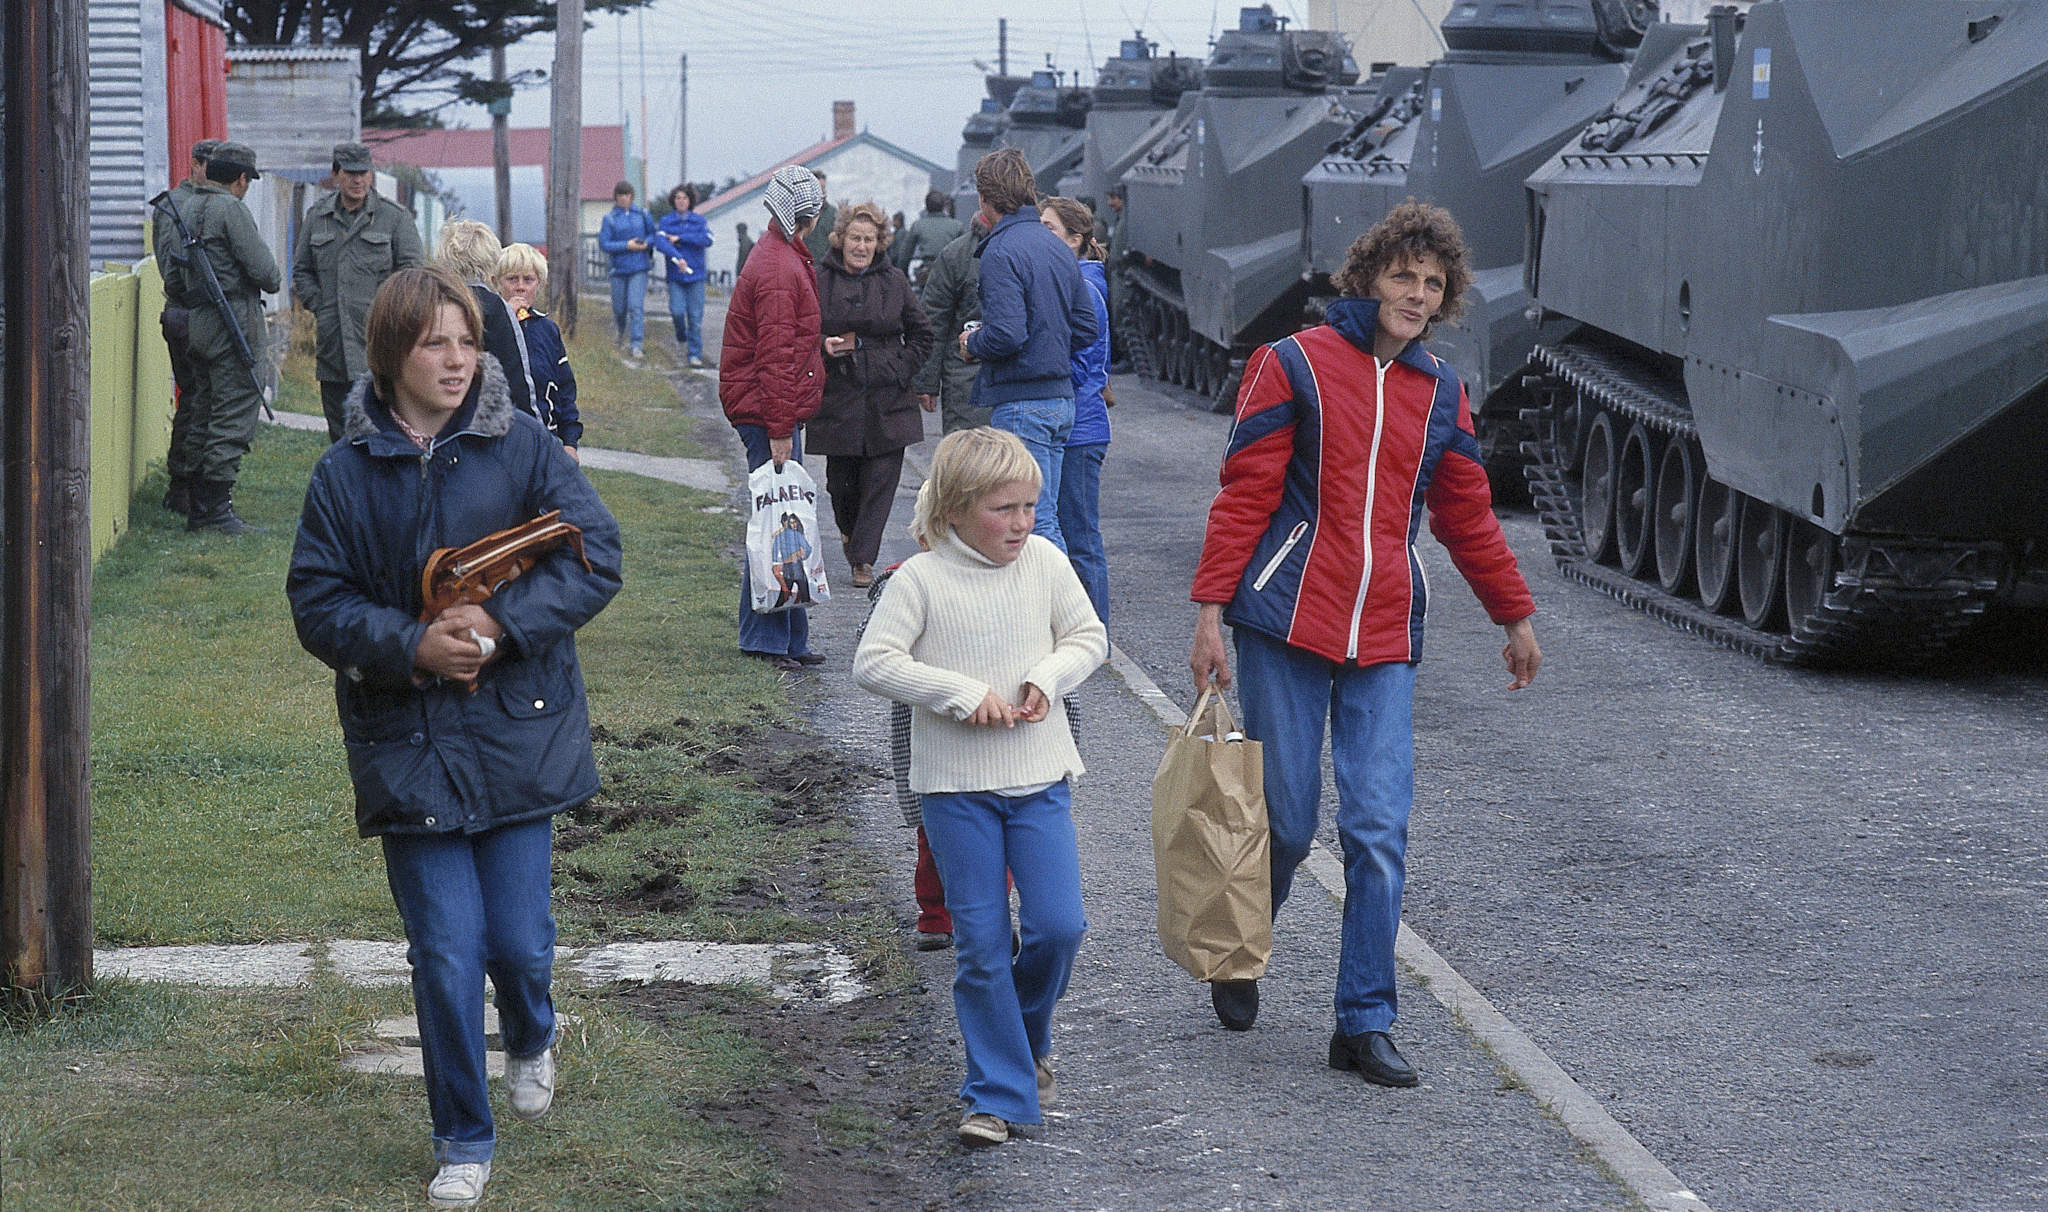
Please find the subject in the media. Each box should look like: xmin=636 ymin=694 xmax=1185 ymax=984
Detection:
xmin=683 ymin=297 xmax=2047 ymax=1211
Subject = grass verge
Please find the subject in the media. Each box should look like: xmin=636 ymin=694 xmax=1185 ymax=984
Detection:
xmin=3 ymin=335 xmax=922 ymax=1209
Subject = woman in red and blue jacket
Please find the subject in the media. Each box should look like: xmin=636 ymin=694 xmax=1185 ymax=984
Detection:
xmin=1187 ymin=201 xmax=1542 ymax=1087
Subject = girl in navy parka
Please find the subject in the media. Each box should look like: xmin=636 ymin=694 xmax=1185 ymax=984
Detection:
xmin=287 ymin=266 xmax=621 ymax=1209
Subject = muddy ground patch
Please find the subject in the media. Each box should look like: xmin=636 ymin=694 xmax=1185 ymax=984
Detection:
xmin=565 ymin=717 xmax=963 ymax=1208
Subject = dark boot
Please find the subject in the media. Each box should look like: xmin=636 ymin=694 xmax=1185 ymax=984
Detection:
xmin=162 ymin=476 xmax=192 ymax=516
xmin=186 ymin=481 xmax=265 ymax=536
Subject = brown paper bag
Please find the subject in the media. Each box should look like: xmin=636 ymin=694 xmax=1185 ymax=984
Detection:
xmin=1152 ymin=686 xmax=1271 ymax=982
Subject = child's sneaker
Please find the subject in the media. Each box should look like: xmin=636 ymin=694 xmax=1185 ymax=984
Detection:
xmin=428 ymin=1160 xmax=491 ymax=1208
xmin=957 ymin=1112 xmax=1008 ymax=1147
xmin=505 ymin=1042 xmax=556 ymax=1120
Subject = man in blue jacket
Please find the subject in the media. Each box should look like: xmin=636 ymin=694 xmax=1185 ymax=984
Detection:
xmin=656 ymin=183 xmax=715 ymax=368
xmin=598 ymin=180 xmax=656 ymax=358
xmin=962 ymin=148 xmax=1098 ymax=550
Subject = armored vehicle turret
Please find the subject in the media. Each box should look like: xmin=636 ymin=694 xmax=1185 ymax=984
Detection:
xmin=1058 ymin=34 xmax=1202 ymax=203
xmin=1522 ymin=2 xmax=2048 ymax=663
xmin=991 ymin=65 xmax=1094 ymax=203
xmin=951 ymin=74 xmax=1029 ymax=216
xmin=1302 ymin=0 xmax=1646 ymax=469
xmin=1119 ymin=4 xmax=1362 ymax=407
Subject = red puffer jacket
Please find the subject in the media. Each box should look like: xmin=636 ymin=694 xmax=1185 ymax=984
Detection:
xmin=1191 ymin=296 xmax=1532 ymax=668
xmin=719 ymin=224 xmax=823 ymax=438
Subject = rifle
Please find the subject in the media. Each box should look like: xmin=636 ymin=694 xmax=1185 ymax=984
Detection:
xmin=148 ymin=188 xmax=274 ymax=421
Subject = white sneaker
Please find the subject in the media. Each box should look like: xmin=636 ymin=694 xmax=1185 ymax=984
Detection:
xmin=505 ymin=1043 xmax=556 ymax=1120
xmin=1036 ymin=1055 xmax=1056 ymax=1108
xmin=428 ymin=1160 xmax=491 ymax=1208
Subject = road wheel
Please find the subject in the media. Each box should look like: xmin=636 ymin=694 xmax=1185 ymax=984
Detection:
xmin=1736 ymin=496 xmax=1788 ymax=630
xmin=1614 ymin=422 xmax=1656 ymax=578
xmin=1579 ymin=411 xmax=1619 ymax=565
xmin=1652 ymin=439 xmax=1698 ymax=595
xmin=1783 ymin=518 xmax=1840 ymax=637
xmin=1695 ymin=477 xmax=1740 ymax=613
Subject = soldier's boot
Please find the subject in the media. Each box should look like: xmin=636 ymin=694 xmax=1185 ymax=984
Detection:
xmin=186 ymin=481 xmax=265 ymax=536
xmin=162 ymin=475 xmax=193 ymax=516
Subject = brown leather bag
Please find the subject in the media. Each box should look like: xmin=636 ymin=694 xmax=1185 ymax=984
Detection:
xmin=418 ymin=509 xmax=592 ymax=621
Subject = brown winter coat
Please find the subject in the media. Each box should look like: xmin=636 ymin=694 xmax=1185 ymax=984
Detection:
xmin=805 ymin=251 xmax=934 ymax=457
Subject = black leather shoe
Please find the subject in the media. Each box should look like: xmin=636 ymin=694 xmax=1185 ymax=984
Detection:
xmin=1209 ymin=979 xmax=1258 ymax=1031
xmin=1328 ymin=1029 xmax=1419 ymax=1088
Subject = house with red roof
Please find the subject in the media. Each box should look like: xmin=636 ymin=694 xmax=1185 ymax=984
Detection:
xmin=698 ymin=102 xmax=947 ymax=283
xmin=361 ymin=123 xmax=630 ymax=254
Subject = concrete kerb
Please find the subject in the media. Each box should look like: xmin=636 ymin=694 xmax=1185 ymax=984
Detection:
xmin=264 ymin=408 xmax=732 ymax=494
xmin=1109 ymin=646 xmax=1716 ymax=1212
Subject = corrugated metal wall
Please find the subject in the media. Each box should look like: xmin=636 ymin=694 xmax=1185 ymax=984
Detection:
xmin=89 ymin=0 xmax=171 ymax=269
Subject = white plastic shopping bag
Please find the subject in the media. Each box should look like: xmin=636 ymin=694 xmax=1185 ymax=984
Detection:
xmin=746 ymin=459 xmax=830 ymax=613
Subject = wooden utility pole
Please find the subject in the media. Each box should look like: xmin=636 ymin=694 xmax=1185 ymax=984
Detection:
xmin=3 ymin=0 xmax=94 ymax=998
xmin=547 ymin=0 xmax=584 ymax=333
xmin=678 ymin=53 xmax=687 ymax=186
xmin=491 ymin=43 xmax=513 ymax=241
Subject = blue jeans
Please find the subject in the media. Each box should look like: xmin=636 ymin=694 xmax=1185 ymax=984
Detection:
xmin=381 ymin=817 xmax=558 ymax=1165
xmin=1233 ymin=628 xmax=1417 ymax=1036
xmin=734 ymin=423 xmax=811 ymax=658
xmin=1057 ymin=443 xmax=1108 ymax=623
xmin=610 ymin=270 xmax=647 ymax=346
xmin=667 ymin=278 xmax=706 ymax=358
xmin=990 ymin=397 xmax=1073 ymax=552
xmin=920 ymin=782 xmax=1087 ymax=1124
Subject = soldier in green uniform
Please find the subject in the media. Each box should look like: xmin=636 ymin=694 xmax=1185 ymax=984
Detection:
xmin=165 ymin=141 xmax=282 ymax=535
xmin=153 ymin=137 xmax=221 ymax=515
xmin=293 ymin=141 xmax=426 ymax=441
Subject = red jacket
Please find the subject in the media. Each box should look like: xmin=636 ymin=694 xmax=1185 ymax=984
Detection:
xmin=1191 ymin=297 xmax=1533 ymax=667
xmin=719 ymin=224 xmax=824 ymax=438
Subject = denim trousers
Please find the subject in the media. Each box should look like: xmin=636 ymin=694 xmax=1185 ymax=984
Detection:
xmin=1057 ymin=442 xmax=1108 ymax=623
xmin=920 ymin=782 xmax=1086 ymax=1124
xmin=990 ymin=397 xmax=1074 ymax=551
xmin=381 ymin=817 xmax=558 ymax=1164
xmin=1233 ymin=628 xmax=1417 ymax=1036
xmin=610 ymin=270 xmax=647 ymax=345
xmin=666 ymin=278 xmax=706 ymax=358
xmin=734 ymin=423 xmax=812 ymax=658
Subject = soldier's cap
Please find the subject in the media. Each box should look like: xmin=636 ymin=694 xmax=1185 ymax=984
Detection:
xmin=332 ymin=142 xmax=374 ymax=172
xmin=211 ymin=142 xmax=261 ymax=180
xmin=191 ymin=138 xmax=222 ymax=165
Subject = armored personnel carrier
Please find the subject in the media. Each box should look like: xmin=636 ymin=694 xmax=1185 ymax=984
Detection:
xmin=1302 ymin=0 xmax=1646 ymax=468
xmin=997 ymin=66 xmax=1094 ymax=197
xmin=1522 ymin=2 xmax=2048 ymax=663
xmin=1057 ymin=34 xmax=1202 ymax=203
xmin=1119 ymin=4 xmax=1361 ymax=407
xmin=950 ymin=73 xmax=1029 ymax=216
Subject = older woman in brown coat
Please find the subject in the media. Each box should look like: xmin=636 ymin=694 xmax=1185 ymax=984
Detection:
xmin=810 ymin=201 xmax=935 ymax=587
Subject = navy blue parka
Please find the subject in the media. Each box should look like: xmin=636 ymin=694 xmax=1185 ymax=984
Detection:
xmin=287 ymin=357 xmax=623 ymax=838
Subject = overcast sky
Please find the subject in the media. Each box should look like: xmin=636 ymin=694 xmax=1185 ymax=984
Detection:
xmin=457 ymin=0 xmax=1315 ymax=192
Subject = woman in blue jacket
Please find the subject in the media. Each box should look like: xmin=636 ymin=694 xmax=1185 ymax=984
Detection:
xmin=287 ymin=267 xmax=622 ymax=1209
xmin=1039 ymin=196 xmax=1112 ymax=622
xmin=657 ymin=184 xmax=715 ymax=368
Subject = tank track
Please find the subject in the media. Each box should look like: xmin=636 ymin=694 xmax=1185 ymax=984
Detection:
xmin=1523 ymin=341 xmax=1998 ymax=666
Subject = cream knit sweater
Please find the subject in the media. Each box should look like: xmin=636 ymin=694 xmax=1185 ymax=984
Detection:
xmin=853 ymin=531 xmax=1108 ymax=794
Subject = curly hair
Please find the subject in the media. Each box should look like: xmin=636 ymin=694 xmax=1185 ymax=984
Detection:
xmin=1331 ymin=199 xmax=1471 ymax=326
xmin=828 ymin=201 xmax=893 ymax=253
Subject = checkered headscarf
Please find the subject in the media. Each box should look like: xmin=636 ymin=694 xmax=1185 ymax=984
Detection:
xmin=763 ymin=165 xmax=824 ymax=237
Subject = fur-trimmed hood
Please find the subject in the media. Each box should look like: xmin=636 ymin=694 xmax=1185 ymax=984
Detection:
xmin=341 ymin=353 xmax=518 ymax=451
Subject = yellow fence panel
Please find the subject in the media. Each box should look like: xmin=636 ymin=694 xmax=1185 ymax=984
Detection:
xmin=87 ymin=262 xmax=178 ymax=561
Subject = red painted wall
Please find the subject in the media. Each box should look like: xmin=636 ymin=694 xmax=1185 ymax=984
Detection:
xmin=163 ymin=4 xmax=226 ymax=188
